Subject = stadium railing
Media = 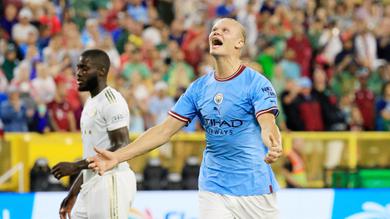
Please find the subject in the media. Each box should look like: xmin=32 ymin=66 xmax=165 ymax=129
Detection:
xmin=0 ymin=132 xmax=389 ymax=192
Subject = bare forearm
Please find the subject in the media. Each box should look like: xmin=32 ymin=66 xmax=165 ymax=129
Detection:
xmin=68 ymin=173 xmax=83 ymax=197
xmin=114 ymin=124 xmax=171 ymax=162
xmin=75 ymin=159 xmax=89 ymax=171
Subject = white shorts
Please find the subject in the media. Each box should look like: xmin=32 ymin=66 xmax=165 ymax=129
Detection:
xmin=199 ymin=191 xmax=278 ymax=219
xmin=72 ymin=163 xmax=136 ymax=219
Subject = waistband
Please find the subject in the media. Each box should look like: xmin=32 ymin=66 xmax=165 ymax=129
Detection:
xmin=83 ymin=162 xmax=130 ymax=183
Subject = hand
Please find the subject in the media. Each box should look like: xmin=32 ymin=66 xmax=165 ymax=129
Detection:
xmin=51 ymin=162 xmax=79 ymax=179
xmin=59 ymin=194 xmax=76 ymax=219
xmin=87 ymin=147 xmax=119 ymax=176
xmin=262 ymin=131 xmax=283 ymax=164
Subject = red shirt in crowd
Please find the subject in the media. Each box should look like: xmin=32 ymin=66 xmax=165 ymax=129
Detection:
xmin=355 ymin=88 xmax=375 ymax=130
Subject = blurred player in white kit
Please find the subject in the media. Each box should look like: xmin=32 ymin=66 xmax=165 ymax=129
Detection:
xmin=51 ymin=49 xmax=136 ymax=219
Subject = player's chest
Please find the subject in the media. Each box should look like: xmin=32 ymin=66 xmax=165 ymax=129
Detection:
xmin=196 ymin=85 xmax=253 ymax=118
xmin=80 ymin=104 xmax=105 ymax=131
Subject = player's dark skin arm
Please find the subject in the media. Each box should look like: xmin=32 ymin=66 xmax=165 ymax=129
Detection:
xmin=51 ymin=127 xmax=130 ymax=179
xmin=59 ymin=173 xmax=83 ymax=219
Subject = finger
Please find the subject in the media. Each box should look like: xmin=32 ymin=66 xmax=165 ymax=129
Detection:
xmin=88 ymin=162 xmax=97 ymax=169
xmin=267 ymin=150 xmax=281 ymax=158
xmin=54 ymin=172 xmax=63 ymax=179
xmin=268 ymin=134 xmax=276 ymax=147
xmin=60 ymin=209 xmax=66 ymax=219
xmin=51 ymin=167 xmax=59 ymax=174
xmin=264 ymin=156 xmax=276 ymax=164
xmin=94 ymin=146 xmax=112 ymax=159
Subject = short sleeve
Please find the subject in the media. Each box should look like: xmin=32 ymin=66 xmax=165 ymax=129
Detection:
xmin=102 ymin=93 xmax=130 ymax=131
xmin=169 ymin=82 xmax=198 ymax=125
xmin=251 ymin=77 xmax=279 ymax=118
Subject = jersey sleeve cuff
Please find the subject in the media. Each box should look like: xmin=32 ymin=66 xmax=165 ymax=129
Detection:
xmin=168 ymin=110 xmax=190 ymax=124
xmin=107 ymin=122 xmax=129 ymax=131
xmin=256 ymin=107 xmax=279 ymax=118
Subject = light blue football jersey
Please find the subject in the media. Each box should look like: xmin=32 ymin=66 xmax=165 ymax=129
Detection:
xmin=169 ymin=65 xmax=280 ymax=196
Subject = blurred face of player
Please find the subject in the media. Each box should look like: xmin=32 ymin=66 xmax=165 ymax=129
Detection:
xmin=209 ymin=19 xmax=245 ymax=57
xmin=76 ymin=56 xmax=99 ymax=92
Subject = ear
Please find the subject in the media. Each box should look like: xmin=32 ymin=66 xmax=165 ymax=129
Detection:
xmin=98 ymin=67 xmax=106 ymax=77
xmin=234 ymin=39 xmax=245 ymax=50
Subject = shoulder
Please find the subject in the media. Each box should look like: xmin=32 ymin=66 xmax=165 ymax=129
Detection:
xmin=242 ymin=66 xmax=271 ymax=86
xmin=187 ymin=73 xmax=212 ymax=91
xmin=100 ymin=87 xmax=126 ymax=105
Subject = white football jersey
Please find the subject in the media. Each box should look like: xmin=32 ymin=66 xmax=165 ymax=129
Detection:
xmin=80 ymin=86 xmax=130 ymax=158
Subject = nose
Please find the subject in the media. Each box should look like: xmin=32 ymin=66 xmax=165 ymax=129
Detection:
xmin=213 ymin=30 xmax=221 ymax=36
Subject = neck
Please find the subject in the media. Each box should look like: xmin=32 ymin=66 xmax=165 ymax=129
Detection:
xmin=90 ymin=81 xmax=107 ymax=97
xmin=213 ymin=55 xmax=241 ymax=79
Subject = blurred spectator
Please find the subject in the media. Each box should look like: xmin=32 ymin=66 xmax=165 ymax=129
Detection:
xmin=331 ymin=61 xmax=359 ymax=99
xmin=281 ymin=78 xmax=303 ymax=131
xmin=0 ymin=86 xmax=31 ymax=132
xmin=122 ymin=47 xmax=151 ymax=81
xmin=42 ymin=34 xmax=65 ymax=63
xmin=99 ymin=35 xmax=121 ymax=70
xmin=355 ymin=21 xmax=383 ymax=71
xmin=312 ymin=68 xmax=347 ymax=131
xmin=281 ymin=138 xmax=308 ymax=188
xmin=48 ymin=82 xmax=76 ymax=132
xmin=216 ymin=0 xmax=237 ymax=18
xmin=30 ymin=102 xmax=50 ymax=133
xmin=296 ymin=77 xmax=324 ymax=131
xmin=164 ymin=49 xmax=194 ymax=96
xmin=31 ymin=62 xmax=56 ymax=104
xmin=126 ymin=0 xmax=149 ymax=25
xmin=142 ymin=18 xmax=164 ymax=47
xmin=169 ymin=19 xmax=186 ymax=46
xmin=1 ymin=44 xmax=19 ymax=82
xmin=125 ymin=89 xmax=145 ymax=133
xmin=286 ymin=22 xmax=312 ymax=77
xmin=318 ymin=21 xmax=342 ymax=66
xmin=81 ymin=18 xmax=106 ymax=48
xmin=148 ymin=81 xmax=174 ymax=126
xmin=279 ymin=49 xmax=300 ymax=80
xmin=376 ymin=82 xmax=390 ymax=131
xmin=0 ymin=4 xmax=18 ymax=37
xmin=10 ymin=62 xmax=35 ymax=109
xmin=11 ymin=7 xmax=38 ymax=45
xmin=256 ymin=42 xmax=276 ymax=80
xmin=355 ymin=68 xmax=375 ymax=130
xmin=39 ymin=2 xmax=62 ymax=36
xmin=54 ymin=64 xmax=80 ymax=112
xmin=181 ymin=21 xmax=207 ymax=70
xmin=0 ymin=70 xmax=9 ymax=93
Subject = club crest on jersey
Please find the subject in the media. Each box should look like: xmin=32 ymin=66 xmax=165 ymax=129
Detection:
xmin=87 ymin=108 xmax=97 ymax=117
xmin=214 ymin=93 xmax=223 ymax=105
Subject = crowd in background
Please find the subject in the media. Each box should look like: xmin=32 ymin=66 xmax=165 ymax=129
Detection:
xmin=1 ymin=0 xmax=390 ymax=134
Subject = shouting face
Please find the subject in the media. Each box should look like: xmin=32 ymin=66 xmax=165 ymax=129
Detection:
xmin=208 ymin=18 xmax=246 ymax=57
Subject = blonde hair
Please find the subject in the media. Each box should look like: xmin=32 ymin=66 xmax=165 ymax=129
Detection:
xmin=214 ymin=18 xmax=246 ymax=44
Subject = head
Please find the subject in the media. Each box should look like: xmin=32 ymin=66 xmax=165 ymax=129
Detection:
xmin=76 ymin=49 xmax=110 ymax=92
xmin=18 ymin=8 xmax=33 ymax=25
xmin=381 ymin=81 xmax=390 ymax=99
xmin=154 ymin=81 xmax=168 ymax=98
xmin=298 ymin=77 xmax=312 ymax=96
xmin=5 ymin=4 xmax=17 ymax=21
xmin=209 ymin=18 xmax=246 ymax=58
xmin=356 ymin=67 xmax=369 ymax=87
xmin=7 ymin=86 xmax=20 ymax=103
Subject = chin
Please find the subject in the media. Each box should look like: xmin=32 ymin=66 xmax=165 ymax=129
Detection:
xmin=78 ymin=86 xmax=88 ymax=92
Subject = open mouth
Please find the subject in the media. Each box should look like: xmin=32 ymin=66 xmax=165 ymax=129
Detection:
xmin=212 ymin=38 xmax=223 ymax=47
